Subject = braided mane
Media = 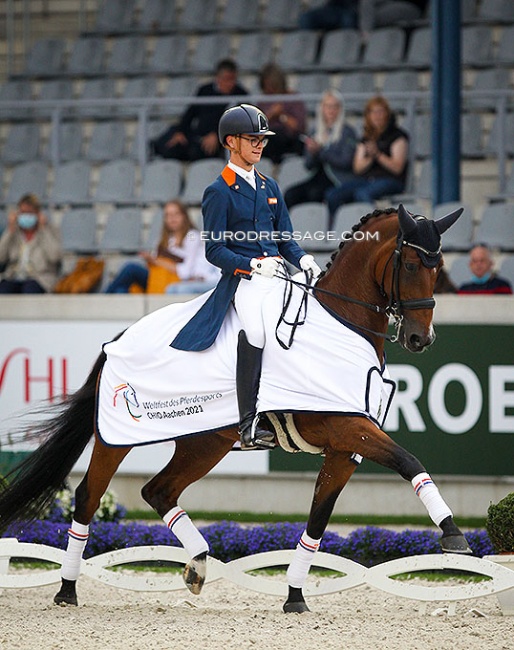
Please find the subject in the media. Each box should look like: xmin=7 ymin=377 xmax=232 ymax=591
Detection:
xmin=318 ymin=207 xmax=398 ymax=278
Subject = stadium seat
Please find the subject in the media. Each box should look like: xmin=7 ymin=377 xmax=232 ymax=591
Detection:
xmin=474 ymin=203 xmax=514 ymax=250
xmin=86 ymin=121 xmax=127 ymax=162
xmin=99 ymin=208 xmax=143 ymax=254
xmin=44 ymin=121 xmax=83 ymax=163
xmin=181 ymin=159 xmax=224 ymax=205
xmin=433 ymin=202 xmax=474 ymax=251
xmin=464 ymin=68 xmax=512 ymax=111
xmin=146 ymin=35 xmax=188 ymax=74
xmin=93 ymin=0 xmax=136 ymax=34
xmin=288 ymin=202 xmax=331 ymax=251
xmin=338 ymin=71 xmax=376 ymax=113
xmin=1 ymin=123 xmax=40 ymax=163
xmin=188 ymin=34 xmax=233 ymax=73
xmin=93 ymin=159 xmax=137 ymax=204
xmin=60 ymin=208 xmax=98 ymax=253
xmin=158 ymin=77 xmax=198 ymax=120
xmin=461 ymin=113 xmax=485 ymax=158
xmin=117 ymin=77 xmax=158 ymax=116
xmin=51 ymin=160 xmax=92 ymax=205
xmin=477 ymin=0 xmax=514 ymax=23
xmin=447 ymin=254 xmax=471 ymax=287
xmin=259 ymin=0 xmax=302 ymax=29
xmin=136 ymin=0 xmax=178 ymax=33
xmin=24 ymin=38 xmax=66 ymax=77
xmin=106 ymin=36 xmax=146 ymax=76
xmin=361 ymin=28 xmax=406 ymax=69
xmin=179 ymin=0 xmax=218 ymax=32
xmin=217 ymin=0 xmax=260 ymax=31
xmin=139 ymin=160 xmax=183 ymax=204
xmin=495 ymin=25 xmax=514 ymax=66
xmin=404 ymin=26 xmax=431 ymax=68
xmin=332 ymin=203 xmax=376 ymax=235
xmin=461 ymin=26 xmax=494 ymax=67
xmin=276 ymin=156 xmax=311 ymax=194
xmin=381 ymin=70 xmax=419 ymax=112
xmin=275 ymin=30 xmax=319 ymax=72
xmin=488 ymin=168 xmax=514 ymax=201
xmin=38 ymin=79 xmax=74 ymax=104
xmin=77 ymin=78 xmax=116 ymax=117
xmin=5 ymin=161 xmax=49 ymax=204
xmin=67 ymin=37 xmax=106 ymax=77
xmin=232 ymin=32 xmax=275 ymax=73
xmin=316 ymin=29 xmax=361 ymax=71
xmin=0 ymin=80 xmax=33 ymax=119
xmin=485 ymin=112 xmax=514 ymax=158
xmin=294 ymin=72 xmax=331 ymax=113
xmin=413 ymin=113 xmax=431 ymax=158
xmin=498 ymin=255 xmax=514 ymax=287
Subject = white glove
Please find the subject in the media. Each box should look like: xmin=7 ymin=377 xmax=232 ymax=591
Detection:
xmin=250 ymin=257 xmax=281 ymax=278
xmin=299 ymin=254 xmax=322 ymax=278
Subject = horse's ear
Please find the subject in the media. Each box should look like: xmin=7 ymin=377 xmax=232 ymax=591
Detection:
xmin=397 ymin=203 xmax=417 ymax=236
xmin=434 ymin=207 xmax=464 ymax=235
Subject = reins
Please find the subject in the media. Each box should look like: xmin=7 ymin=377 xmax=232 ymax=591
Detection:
xmin=274 ymin=226 xmax=438 ymax=347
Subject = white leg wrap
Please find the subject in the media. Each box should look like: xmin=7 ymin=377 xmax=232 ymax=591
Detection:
xmin=411 ymin=472 xmax=453 ymax=526
xmin=60 ymin=520 xmax=89 ymax=581
xmin=286 ymin=531 xmax=321 ymax=589
xmin=163 ymin=506 xmax=209 ymax=559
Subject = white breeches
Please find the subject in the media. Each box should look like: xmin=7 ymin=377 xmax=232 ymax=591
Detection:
xmin=234 ymin=273 xmax=282 ymax=348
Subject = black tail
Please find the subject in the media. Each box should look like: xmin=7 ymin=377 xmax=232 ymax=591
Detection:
xmin=0 ymin=349 xmax=107 ymax=533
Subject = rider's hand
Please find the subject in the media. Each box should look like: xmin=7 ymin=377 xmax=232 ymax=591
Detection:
xmin=299 ymin=254 xmax=321 ymax=278
xmin=250 ymin=257 xmax=280 ymax=278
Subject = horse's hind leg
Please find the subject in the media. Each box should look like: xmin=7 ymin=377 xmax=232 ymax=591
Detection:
xmin=141 ymin=431 xmax=236 ymax=595
xmin=284 ymin=450 xmax=358 ymax=614
xmin=54 ymin=437 xmax=132 ymax=606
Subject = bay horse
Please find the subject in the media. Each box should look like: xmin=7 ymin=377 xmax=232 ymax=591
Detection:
xmin=0 ymin=205 xmax=472 ymax=613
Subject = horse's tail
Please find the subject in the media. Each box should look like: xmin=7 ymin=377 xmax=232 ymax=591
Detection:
xmin=0 ymin=347 xmax=108 ymax=533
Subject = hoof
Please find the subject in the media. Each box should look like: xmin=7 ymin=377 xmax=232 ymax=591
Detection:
xmin=283 ymin=600 xmax=310 ymax=613
xmin=441 ymin=534 xmax=473 ymax=555
xmin=183 ymin=552 xmax=207 ymax=595
xmin=54 ymin=579 xmax=78 ymax=606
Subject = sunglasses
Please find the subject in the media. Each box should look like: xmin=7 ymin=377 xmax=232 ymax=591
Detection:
xmin=238 ymin=135 xmax=269 ymax=148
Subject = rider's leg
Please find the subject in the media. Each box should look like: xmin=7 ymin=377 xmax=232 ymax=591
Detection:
xmin=234 ymin=276 xmax=277 ymax=450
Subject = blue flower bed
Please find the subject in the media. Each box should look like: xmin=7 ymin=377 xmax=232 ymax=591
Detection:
xmin=2 ymin=520 xmax=493 ymax=566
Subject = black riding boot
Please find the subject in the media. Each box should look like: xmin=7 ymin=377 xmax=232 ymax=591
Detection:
xmin=237 ymin=331 xmax=276 ymax=450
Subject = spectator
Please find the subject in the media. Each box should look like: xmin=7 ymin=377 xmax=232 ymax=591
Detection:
xmin=299 ymin=0 xmax=358 ymax=30
xmin=325 ymin=95 xmax=409 ymax=219
xmin=457 ymin=245 xmax=513 ymax=295
xmin=150 ymin=59 xmax=248 ymax=161
xmin=105 ymin=200 xmax=219 ymax=294
xmin=284 ymin=89 xmax=357 ymax=209
xmin=0 ymin=193 xmax=62 ymax=294
xmin=359 ymin=1 xmax=428 ymax=39
xmin=258 ymin=63 xmax=307 ymax=164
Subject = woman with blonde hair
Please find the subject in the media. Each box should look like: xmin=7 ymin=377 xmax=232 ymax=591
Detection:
xmin=106 ymin=200 xmax=218 ymax=294
xmin=326 ymin=95 xmax=409 ymax=218
xmin=284 ymin=89 xmax=357 ymax=208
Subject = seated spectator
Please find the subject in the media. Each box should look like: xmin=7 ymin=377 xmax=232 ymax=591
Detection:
xmin=325 ymin=95 xmax=409 ymax=219
xmin=284 ymin=89 xmax=357 ymax=209
xmin=105 ymin=200 xmax=219 ymax=294
xmin=0 ymin=193 xmax=62 ymax=294
xmin=150 ymin=59 xmax=248 ymax=162
xmin=299 ymin=0 xmax=358 ymax=31
xmin=457 ymin=245 xmax=513 ymax=295
xmin=258 ymin=63 xmax=307 ymax=165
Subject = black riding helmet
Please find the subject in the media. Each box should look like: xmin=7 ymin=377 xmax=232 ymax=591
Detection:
xmin=218 ymin=103 xmax=275 ymax=146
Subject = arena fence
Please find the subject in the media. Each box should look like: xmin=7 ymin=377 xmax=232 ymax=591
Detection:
xmin=1 ymin=539 xmax=513 ymax=616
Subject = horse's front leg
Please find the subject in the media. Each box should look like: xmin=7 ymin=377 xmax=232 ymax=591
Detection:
xmin=54 ymin=438 xmax=132 ymax=606
xmin=284 ymin=449 xmax=357 ymax=613
xmin=337 ymin=417 xmax=472 ymax=555
xmin=141 ymin=430 xmax=236 ymax=596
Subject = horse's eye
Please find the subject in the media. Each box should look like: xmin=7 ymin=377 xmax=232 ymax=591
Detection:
xmin=404 ymin=262 xmax=417 ymax=272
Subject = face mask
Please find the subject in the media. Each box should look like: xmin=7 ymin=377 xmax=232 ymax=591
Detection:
xmin=471 ymin=272 xmax=491 ymax=285
xmin=17 ymin=213 xmax=38 ymax=230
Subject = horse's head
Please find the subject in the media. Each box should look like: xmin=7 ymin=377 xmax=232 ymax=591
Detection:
xmin=382 ymin=204 xmax=462 ymax=352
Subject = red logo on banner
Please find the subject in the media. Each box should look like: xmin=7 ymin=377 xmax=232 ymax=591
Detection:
xmin=0 ymin=348 xmax=68 ymax=403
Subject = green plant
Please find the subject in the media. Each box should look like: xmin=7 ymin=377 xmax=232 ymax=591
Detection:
xmin=486 ymin=492 xmax=514 ymax=554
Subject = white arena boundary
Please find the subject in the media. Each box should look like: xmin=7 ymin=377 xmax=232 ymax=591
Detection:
xmin=1 ymin=539 xmax=513 ymax=616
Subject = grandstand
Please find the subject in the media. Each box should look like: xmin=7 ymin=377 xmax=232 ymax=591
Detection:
xmin=0 ymin=0 xmax=513 ymax=286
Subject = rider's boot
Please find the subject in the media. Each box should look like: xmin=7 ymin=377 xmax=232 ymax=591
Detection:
xmin=237 ymin=331 xmax=276 ymax=450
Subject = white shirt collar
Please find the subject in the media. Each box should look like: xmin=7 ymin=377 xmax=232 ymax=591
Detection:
xmin=228 ymin=161 xmax=256 ymax=190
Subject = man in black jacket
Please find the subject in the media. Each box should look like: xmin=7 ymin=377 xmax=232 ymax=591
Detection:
xmin=151 ymin=59 xmax=248 ymax=161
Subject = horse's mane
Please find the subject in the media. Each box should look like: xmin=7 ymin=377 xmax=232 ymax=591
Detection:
xmin=318 ymin=207 xmax=397 ymax=278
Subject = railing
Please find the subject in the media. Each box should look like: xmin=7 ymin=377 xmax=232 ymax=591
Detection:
xmin=1 ymin=538 xmax=513 ymax=615
xmin=0 ymin=89 xmax=511 ymax=193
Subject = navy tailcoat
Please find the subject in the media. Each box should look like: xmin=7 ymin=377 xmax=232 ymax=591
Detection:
xmin=171 ymin=165 xmax=306 ymax=351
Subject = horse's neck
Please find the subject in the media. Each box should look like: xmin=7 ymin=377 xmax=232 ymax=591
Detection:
xmin=316 ymin=239 xmax=388 ymax=360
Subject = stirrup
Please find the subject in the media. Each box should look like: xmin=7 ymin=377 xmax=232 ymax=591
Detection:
xmin=239 ymin=417 xmax=276 ymax=450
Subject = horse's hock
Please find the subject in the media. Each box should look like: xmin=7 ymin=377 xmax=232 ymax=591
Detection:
xmin=1 ymin=539 xmax=513 ymax=616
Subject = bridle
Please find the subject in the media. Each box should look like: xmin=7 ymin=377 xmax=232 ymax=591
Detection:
xmin=276 ymin=228 xmax=440 ymax=346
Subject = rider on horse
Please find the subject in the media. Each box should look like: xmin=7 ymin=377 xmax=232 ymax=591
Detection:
xmin=171 ymin=104 xmax=321 ymax=449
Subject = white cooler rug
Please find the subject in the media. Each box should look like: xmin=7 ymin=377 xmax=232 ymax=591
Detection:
xmin=97 ymin=277 xmax=396 ymax=447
